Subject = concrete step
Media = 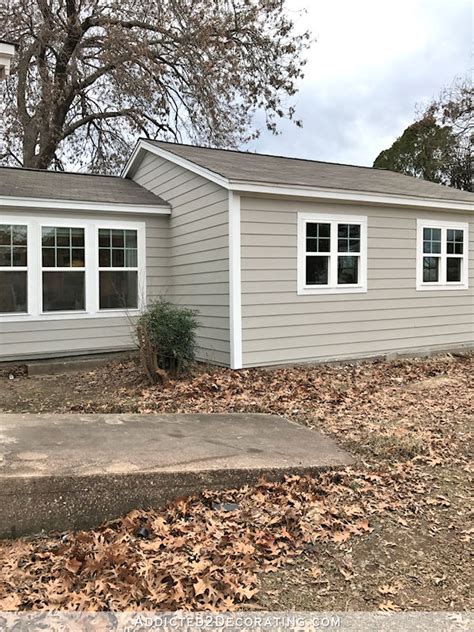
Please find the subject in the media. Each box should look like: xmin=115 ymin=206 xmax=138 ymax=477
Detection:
xmin=0 ymin=413 xmax=353 ymax=538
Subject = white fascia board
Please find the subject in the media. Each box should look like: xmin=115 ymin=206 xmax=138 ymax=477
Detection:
xmin=228 ymin=180 xmax=474 ymax=212
xmin=0 ymin=195 xmax=171 ymax=215
xmin=122 ymin=139 xmax=231 ymax=189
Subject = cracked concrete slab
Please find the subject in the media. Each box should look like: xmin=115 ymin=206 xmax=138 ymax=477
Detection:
xmin=0 ymin=413 xmax=353 ymax=537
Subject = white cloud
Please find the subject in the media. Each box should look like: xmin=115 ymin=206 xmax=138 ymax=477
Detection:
xmin=249 ymin=0 xmax=472 ymax=165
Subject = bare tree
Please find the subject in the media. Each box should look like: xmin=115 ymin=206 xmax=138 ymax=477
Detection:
xmin=0 ymin=0 xmax=309 ymax=172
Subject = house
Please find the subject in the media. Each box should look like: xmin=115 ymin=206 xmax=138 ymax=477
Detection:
xmin=1 ymin=140 xmax=473 ymax=369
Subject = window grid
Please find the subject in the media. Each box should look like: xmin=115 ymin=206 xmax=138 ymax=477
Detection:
xmin=0 ymin=224 xmax=28 ymax=269
xmin=98 ymin=228 xmax=139 ymax=310
xmin=41 ymin=227 xmax=85 ymax=270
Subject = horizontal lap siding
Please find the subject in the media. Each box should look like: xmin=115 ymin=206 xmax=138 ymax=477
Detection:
xmin=240 ymin=197 xmax=474 ymax=367
xmin=132 ymin=154 xmax=230 ymax=366
xmin=0 ymin=210 xmax=169 ymax=361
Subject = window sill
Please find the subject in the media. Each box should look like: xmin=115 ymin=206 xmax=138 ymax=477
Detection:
xmin=416 ymin=284 xmax=469 ymax=292
xmin=0 ymin=310 xmax=141 ymax=323
xmin=298 ymin=285 xmax=367 ymax=296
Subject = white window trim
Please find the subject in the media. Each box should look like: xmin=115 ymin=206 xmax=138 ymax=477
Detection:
xmin=0 ymin=215 xmax=146 ymax=322
xmin=297 ymin=212 xmax=368 ymax=295
xmin=416 ymin=219 xmax=469 ymax=291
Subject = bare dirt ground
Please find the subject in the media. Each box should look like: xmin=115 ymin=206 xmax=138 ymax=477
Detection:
xmin=0 ymin=353 xmax=472 ymax=611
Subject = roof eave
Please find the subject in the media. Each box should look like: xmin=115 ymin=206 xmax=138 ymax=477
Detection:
xmin=0 ymin=195 xmax=171 ymax=214
xmin=123 ymin=140 xmax=473 ymax=212
xmin=228 ymin=180 xmax=474 ymax=212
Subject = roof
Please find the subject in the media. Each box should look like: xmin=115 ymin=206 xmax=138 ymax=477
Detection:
xmin=147 ymin=140 xmax=474 ymax=204
xmin=0 ymin=166 xmax=168 ymax=207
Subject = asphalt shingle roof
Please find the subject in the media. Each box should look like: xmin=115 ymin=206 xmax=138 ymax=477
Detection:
xmin=0 ymin=166 xmax=168 ymax=207
xmin=148 ymin=140 xmax=474 ymax=204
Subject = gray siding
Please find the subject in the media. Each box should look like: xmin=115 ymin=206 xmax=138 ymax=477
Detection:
xmin=0 ymin=209 xmax=169 ymax=361
xmin=132 ymin=152 xmax=230 ymax=365
xmin=240 ymin=196 xmax=474 ymax=367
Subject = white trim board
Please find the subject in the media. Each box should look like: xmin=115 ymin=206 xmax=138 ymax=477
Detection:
xmin=0 ymin=195 xmax=170 ymax=215
xmin=228 ymin=191 xmax=242 ymax=369
xmin=122 ymin=139 xmax=474 ymax=212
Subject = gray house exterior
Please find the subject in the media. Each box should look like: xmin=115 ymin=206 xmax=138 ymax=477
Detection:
xmin=1 ymin=140 xmax=473 ymax=368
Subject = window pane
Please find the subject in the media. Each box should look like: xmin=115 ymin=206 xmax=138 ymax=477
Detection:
xmin=423 ymin=257 xmax=439 ymax=282
xmin=125 ymin=230 xmax=137 ymax=248
xmin=42 ymin=227 xmax=55 ymax=246
xmin=306 ymin=223 xmax=330 ymax=252
xmin=306 ymin=256 xmax=328 ymax=285
xmin=56 ymin=227 xmax=70 ymax=247
xmin=12 ymin=226 xmax=27 ymax=246
xmin=0 ymin=246 xmax=11 ymax=267
xmin=99 ymin=271 xmax=138 ymax=309
xmin=338 ymin=256 xmax=359 ymax=284
xmin=99 ymin=248 xmax=110 ymax=267
xmin=111 ymin=229 xmax=124 ymax=248
xmin=447 ymin=229 xmax=463 ymax=255
xmin=338 ymin=224 xmax=360 ymax=253
xmin=57 ymin=248 xmax=71 ymax=267
xmin=71 ymin=228 xmax=85 ymax=247
xmin=423 ymin=228 xmax=441 ymax=254
xmin=99 ymin=229 xmax=111 ymax=247
xmin=112 ymin=249 xmax=124 ymax=267
xmin=42 ymin=272 xmax=85 ymax=312
xmin=0 ymin=271 xmax=27 ymax=313
xmin=42 ymin=248 xmax=55 ymax=267
xmin=71 ymin=249 xmax=85 ymax=267
xmin=12 ymin=247 xmax=27 ymax=266
xmin=125 ymin=249 xmax=138 ymax=267
xmin=0 ymin=225 xmax=10 ymax=246
xmin=446 ymin=258 xmax=461 ymax=282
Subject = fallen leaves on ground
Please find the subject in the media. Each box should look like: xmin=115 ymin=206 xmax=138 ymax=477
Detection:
xmin=0 ymin=353 xmax=472 ymax=611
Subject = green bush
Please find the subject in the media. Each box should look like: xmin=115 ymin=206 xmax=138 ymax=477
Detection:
xmin=137 ymin=299 xmax=199 ymax=380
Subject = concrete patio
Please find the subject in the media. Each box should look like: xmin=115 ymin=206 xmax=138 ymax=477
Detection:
xmin=0 ymin=413 xmax=353 ymax=538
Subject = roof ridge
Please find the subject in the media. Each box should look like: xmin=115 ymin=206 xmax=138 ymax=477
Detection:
xmin=0 ymin=165 xmax=121 ymax=179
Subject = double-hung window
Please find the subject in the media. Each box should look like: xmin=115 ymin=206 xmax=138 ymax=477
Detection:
xmin=41 ymin=226 xmax=85 ymax=312
xmin=417 ymin=220 xmax=469 ymax=290
xmin=0 ymin=224 xmax=28 ymax=313
xmin=298 ymin=213 xmax=367 ymax=294
xmin=98 ymin=228 xmax=139 ymax=309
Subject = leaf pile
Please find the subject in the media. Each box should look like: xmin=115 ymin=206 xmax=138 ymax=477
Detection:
xmin=0 ymin=467 xmax=420 ymax=611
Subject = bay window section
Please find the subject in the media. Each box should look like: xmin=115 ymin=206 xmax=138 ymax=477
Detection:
xmin=42 ymin=227 xmax=85 ymax=312
xmin=98 ymin=229 xmax=138 ymax=309
xmin=298 ymin=214 xmax=367 ymax=294
xmin=417 ymin=221 xmax=468 ymax=290
xmin=0 ymin=224 xmax=27 ymax=313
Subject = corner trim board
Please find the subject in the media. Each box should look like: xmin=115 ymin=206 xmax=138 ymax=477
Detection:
xmin=228 ymin=191 xmax=242 ymax=369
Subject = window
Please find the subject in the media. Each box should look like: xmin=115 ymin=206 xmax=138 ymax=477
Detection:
xmin=98 ymin=229 xmax=139 ymax=309
xmin=0 ymin=224 xmax=28 ymax=313
xmin=42 ymin=226 xmax=85 ymax=312
xmin=417 ymin=220 xmax=469 ymax=290
xmin=0 ymin=217 xmax=145 ymax=321
xmin=298 ymin=213 xmax=367 ymax=294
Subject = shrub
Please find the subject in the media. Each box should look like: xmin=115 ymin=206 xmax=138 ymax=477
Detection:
xmin=137 ymin=298 xmax=199 ymax=381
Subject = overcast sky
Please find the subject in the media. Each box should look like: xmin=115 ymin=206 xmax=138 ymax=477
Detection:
xmin=248 ymin=0 xmax=472 ymax=166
